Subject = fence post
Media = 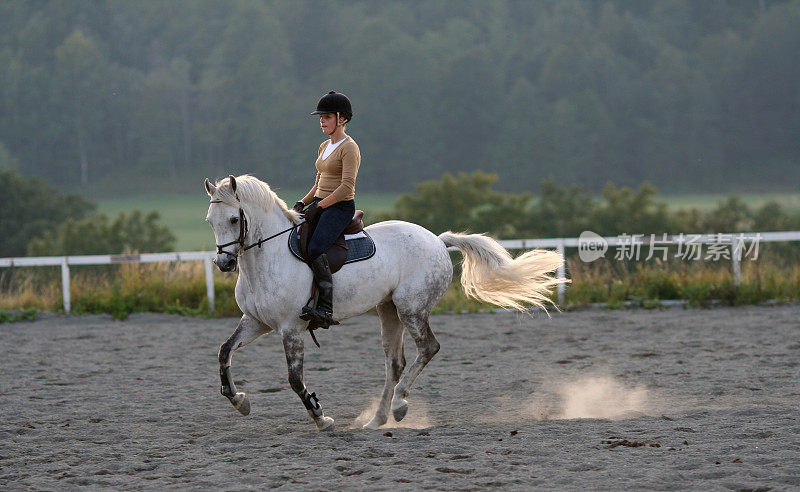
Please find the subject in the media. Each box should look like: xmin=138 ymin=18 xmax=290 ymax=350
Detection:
xmin=204 ymin=254 xmax=215 ymax=313
xmin=61 ymin=257 xmax=71 ymax=313
xmin=732 ymin=236 xmax=742 ymax=287
xmin=557 ymin=240 xmax=566 ymax=305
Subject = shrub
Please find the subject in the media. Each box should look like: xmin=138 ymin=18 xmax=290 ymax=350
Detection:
xmin=0 ymin=169 xmax=95 ymax=256
xmin=28 ymin=210 xmax=176 ymax=256
xmin=378 ymin=171 xmax=530 ymax=236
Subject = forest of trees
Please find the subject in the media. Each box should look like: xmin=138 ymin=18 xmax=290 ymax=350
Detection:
xmin=1 ymin=0 xmax=798 ymax=195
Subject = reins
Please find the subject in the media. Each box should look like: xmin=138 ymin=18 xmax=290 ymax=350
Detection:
xmin=243 ymin=223 xmax=302 ymax=251
xmin=210 ymin=199 xmax=302 ymax=256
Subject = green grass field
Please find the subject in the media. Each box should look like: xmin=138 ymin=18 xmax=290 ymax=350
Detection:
xmin=97 ymin=191 xmax=799 ymax=252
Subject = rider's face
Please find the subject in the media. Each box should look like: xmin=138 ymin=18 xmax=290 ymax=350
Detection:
xmin=319 ymin=113 xmax=344 ymax=135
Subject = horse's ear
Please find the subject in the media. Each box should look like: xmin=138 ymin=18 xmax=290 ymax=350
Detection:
xmin=204 ymin=178 xmax=216 ymax=196
xmin=228 ymin=175 xmax=237 ymax=193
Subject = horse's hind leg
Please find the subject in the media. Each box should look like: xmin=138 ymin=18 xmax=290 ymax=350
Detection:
xmin=391 ymin=311 xmax=440 ymax=423
xmin=281 ymin=329 xmax=335 ymax=431
xmin=363 ymin=301 xmax=405 ymax=430
xmin=219 ymin=315 xmax=270 ymax=416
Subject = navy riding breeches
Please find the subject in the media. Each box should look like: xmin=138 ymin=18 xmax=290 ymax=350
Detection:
xmin=307 ymin=198 xmax=355 ymax=260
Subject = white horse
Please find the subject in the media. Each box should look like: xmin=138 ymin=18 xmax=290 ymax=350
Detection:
xmin=205 ymin=174 xmax=566 ymax=431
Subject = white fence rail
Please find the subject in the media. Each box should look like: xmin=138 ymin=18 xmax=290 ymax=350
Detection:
xmin=1 ymin=231 xmax=798 ymax=313
xmin=0 ymin=252 xmax=215 ymax=314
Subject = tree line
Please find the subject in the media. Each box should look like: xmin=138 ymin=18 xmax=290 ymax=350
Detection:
xmin=378 ymin=171 xmax=800 ymax=239
xmin=1 ymin=0 xmax=799 ymax=194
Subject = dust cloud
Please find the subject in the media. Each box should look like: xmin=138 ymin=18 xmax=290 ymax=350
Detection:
xmin=555 ymin=376 xmax=649 ymax=420
xmin=484 ymin=375 xmax=655 ymax=423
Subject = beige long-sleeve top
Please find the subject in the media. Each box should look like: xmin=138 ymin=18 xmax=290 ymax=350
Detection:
xmin=313 ymin=137 xmax=361 ymax=202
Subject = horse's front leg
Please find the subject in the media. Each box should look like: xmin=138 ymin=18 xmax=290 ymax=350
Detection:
xmin=219 ymin=315 xmax=270 ymax=415
xmin=282 ymin=329 xmax=334 ymax=431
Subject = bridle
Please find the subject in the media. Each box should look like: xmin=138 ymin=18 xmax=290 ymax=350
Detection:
xmin=210 ymin=199 xmax=301 ymax=257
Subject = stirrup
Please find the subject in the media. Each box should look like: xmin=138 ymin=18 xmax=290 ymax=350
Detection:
xmin=299 ymin=306 xmax=334 ymax=326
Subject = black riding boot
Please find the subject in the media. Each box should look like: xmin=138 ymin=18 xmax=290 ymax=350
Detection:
xmin=300 ymin=253 xmax=334 ymax=327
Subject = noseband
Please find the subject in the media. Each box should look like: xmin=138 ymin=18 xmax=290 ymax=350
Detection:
xmin=210 ymin=199 xmax=301 ymax=257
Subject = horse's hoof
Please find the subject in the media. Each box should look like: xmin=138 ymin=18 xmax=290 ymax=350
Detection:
xmin=316 ymin=416 xmax=335 ymax=432
xmin=363 ymin=415 xmax=387 ymax=430
xmin=392 ymin=400 xmax=409 ymax=422
xmin=231 ymin=392 xmax=250 ymax=416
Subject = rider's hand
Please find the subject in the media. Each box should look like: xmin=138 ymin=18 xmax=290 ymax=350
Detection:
xmin=292 ymin=201 xmax=305 ymax=213
xmin=303 ymin=202 xmax=322 ymax=222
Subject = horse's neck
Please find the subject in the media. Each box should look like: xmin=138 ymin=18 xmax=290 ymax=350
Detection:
xmin=239 ymin=206 xmax=296 ymax=280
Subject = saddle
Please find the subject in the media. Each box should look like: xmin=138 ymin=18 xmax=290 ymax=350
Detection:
xmin=291 ymin=210 xmax=375 ymax=273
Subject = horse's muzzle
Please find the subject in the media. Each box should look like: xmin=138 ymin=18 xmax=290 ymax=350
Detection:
xmin=214 ymin=255 xmax=237 ymax=272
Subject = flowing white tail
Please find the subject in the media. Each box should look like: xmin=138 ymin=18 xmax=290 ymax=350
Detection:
xmin=439 ymin=231 xmax=568 ymax=313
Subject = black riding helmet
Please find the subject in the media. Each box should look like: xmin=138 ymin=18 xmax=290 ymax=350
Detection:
xmin=311 ymin=91 xmax=352 ymax=123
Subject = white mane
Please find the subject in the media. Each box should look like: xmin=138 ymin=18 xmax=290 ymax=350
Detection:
xmin=212 ymin=175 xmax=302 ymax=224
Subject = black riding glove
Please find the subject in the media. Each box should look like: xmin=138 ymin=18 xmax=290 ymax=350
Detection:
xmin=292 ymin=201 xmax=305 ymax=213
xmin=303 ymin=202 xmax=322 ymax=222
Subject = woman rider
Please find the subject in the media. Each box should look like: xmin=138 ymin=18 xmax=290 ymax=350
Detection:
xmin=293 ymin=91 xmax=361 ymax=328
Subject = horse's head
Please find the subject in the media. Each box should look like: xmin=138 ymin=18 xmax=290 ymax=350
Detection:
xmin=205 ymin=175 xmax=245 ymax=272
xmin=204 ymin=174 xmax=302 ymax=272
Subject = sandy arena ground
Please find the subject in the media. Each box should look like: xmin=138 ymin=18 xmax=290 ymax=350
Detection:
xmin=1 ymin=305 xmax=799 ymax=490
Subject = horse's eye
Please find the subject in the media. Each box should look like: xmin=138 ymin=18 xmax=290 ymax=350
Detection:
xmin=230 ymin=217 xmax=239 ymax=224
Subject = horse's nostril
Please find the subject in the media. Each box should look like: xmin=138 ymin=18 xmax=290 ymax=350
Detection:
xmin=214 ymin=256 xmax=235 ymax=271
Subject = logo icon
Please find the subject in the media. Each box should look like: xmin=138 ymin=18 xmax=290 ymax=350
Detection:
xmin=578 ymin=230 xmax=608 ymax=262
